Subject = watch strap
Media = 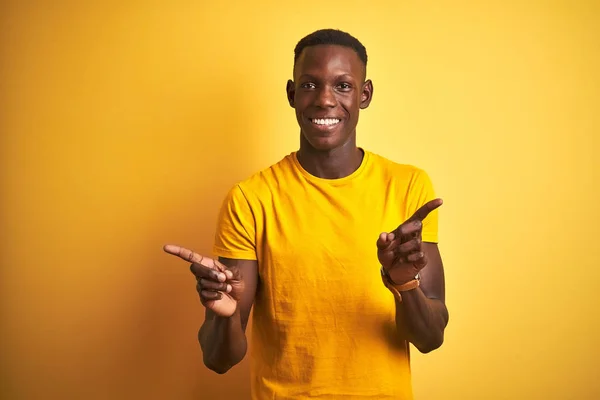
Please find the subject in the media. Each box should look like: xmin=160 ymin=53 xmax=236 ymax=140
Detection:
xmin=380 ymin=267 xmax=420 ymax=302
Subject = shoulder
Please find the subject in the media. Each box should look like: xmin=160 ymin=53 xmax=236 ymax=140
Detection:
xmin=365 ymin=150 xmax=431 ymax=183
xmin=227 ymin=152 xmax=296 ymax=201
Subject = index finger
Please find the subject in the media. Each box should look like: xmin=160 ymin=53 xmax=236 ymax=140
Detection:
xmin=163 ymin=244 xmax=208 ymax=266
xmin=163 ymin=244 xmax=231 ymax=282
xmin=407 ymin=198 xmax=443 ymax=222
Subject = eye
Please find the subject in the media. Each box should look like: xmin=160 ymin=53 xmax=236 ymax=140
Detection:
xmin=300 ymin=82 xmax=316 ymax=89
xmin=337 ymin=82 xmax=352 ymax=91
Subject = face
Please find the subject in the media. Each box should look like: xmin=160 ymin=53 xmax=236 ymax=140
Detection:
xmin=286 ymin=45 xmax=373 ymax=151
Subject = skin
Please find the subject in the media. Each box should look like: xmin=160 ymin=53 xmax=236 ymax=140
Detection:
xmin=163 ymin=43 xmax=449 ymax=373
xmin=377 ymin=198 xmax=449 ymax=352
xmin=286 ymin=45 xmax=373 ymax=179
xmin=161 ymin=246 xmax=257 ymax=373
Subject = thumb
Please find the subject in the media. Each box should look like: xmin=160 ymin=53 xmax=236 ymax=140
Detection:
xmin=376 ymin=232 xmax=395 ymax=249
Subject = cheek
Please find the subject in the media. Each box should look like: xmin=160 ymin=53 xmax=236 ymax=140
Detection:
xmin=342 ymin=93 xmax=361 ymax=110
xmin=342 ymin=100 xmax=360 ymax=119
xmin=295 ymin=95 xmax=313 ymax=110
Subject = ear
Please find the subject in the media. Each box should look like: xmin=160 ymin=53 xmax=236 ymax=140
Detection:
xmin=359 ymin=79 xmax=373 ymax=109
xmin=286 ymin=80 xmax=295 ymax=108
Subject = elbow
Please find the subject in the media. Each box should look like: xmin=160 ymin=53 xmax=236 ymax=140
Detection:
xmin=202 ymin=349 xmax=246 ymax=375
xmin=203 ymin=355 xmax=234 ymax=375
xmin=415 ymin=334 xmax=444 ymax=354
xmin=205 ymin=362 xmax=232 ymax=375
xmin=412 ymin=302 xmax=449 ymax=354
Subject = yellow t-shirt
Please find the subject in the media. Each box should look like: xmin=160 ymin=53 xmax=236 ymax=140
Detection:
xmin=213 ymin=149 xmax=439 ymax=400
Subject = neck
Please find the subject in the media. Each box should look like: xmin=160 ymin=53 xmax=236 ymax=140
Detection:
xmin=296 ymin=134 xmax=364 ymax=179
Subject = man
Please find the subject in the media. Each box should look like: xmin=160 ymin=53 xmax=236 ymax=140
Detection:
xmin=164 ymin=28 xmax=449 ymax=399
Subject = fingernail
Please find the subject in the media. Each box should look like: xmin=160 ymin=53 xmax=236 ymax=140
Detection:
xmin=414 ymin=221 xmax=422 ymax=228
xmin=226 ymin=284 xmax=232 ymax=293
xmin=226 ymin=270 xmax=233 ymax=279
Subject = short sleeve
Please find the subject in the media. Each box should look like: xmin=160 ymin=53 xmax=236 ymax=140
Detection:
xmin=212 ymin=184 xmax=258 ymax=260
xmin=407 ymin=169 xmax=439 ymax=244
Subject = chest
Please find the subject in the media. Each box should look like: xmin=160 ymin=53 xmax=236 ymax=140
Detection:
xmin=255 ymin=184 xmax=406 ymax=287
xmin=252 ymin=184 xmax=406 ymax=323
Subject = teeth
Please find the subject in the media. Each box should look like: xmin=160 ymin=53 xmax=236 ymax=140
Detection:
xmin=312 ymin=118 xmax=340 ymax=126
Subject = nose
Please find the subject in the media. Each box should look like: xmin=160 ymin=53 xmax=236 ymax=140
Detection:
xmin=314 ymin=86 xmax=336 ymax=108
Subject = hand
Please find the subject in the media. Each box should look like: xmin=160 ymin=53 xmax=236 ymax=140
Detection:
xmin=163 ymin=244 xmax=243 ymax=317
xmin=377 ymin=199 xmax=443 ymax=285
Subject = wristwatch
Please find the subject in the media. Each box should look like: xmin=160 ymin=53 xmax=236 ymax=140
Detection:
xmin=380 ymin=267 xmax=420 ymax=302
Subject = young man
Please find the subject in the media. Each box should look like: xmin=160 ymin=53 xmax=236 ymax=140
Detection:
xmin=164 ymin=29 xmax=449 ymax=399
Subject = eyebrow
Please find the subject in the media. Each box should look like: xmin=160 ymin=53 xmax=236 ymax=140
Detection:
xmin=298 ymin=73 xmax=356 ymax=81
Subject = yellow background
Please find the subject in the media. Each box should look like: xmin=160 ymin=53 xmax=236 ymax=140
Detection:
xmin=2 ymin=1 xmax=599 ymax=399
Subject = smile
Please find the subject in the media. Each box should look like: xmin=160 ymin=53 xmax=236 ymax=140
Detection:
xmin=309 ymin=118 xmax=341 ymax=126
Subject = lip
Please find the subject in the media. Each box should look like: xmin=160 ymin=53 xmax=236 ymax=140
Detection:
xmin=306 ymin=117 xmax=343 ymax=132
xmin=309 ymin=116 xmax=344 ymax=121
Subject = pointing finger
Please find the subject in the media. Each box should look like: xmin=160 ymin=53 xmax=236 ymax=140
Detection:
xmin=163 ymin=244 xmax=216 ymax=271
xmin=394 ymin=220 xmax=422 ymax=238
xmin=163 ymin=244 xmax=204 ymax=263
xmin=164 ymin=245 xmax=231 ymax=282
xmin=408 ymin=198 xmax=443 ymax=222
xmin=164 ymin=245 xmax=237 ymax=281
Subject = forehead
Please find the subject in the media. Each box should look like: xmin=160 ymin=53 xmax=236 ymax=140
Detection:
xmin=294 ymin=44 xmax=365 ymax=80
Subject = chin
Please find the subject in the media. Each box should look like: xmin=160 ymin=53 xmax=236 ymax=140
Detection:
xmin=301 ymin=131 xmax=339 ymax=150
xmin=301 ymin=125 xmax=350 ymax=150
xmin=307 ymin=140 xmax=337 ymax=151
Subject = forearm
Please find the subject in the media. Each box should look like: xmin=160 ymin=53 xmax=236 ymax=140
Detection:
xmin=199 ymin=309 xmax=248 ymax=374
xmin=394 ymin=288 xmax=449 ymax=353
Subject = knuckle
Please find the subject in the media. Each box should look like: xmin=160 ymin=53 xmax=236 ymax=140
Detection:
xmin=200 ymin=279 xmax=218 ymax=289
xmin=186 ymin=250 xmax=194 ymax=262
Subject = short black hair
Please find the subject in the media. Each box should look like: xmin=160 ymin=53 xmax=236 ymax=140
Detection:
xmin=293 ymin=29 xmax=368 ymax=67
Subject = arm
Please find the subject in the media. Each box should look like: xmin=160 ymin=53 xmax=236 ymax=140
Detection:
xmin=393 ymin=242 xmax=449 ymax=353
xmin=199 ymin=257 xmax=258 ymax=374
